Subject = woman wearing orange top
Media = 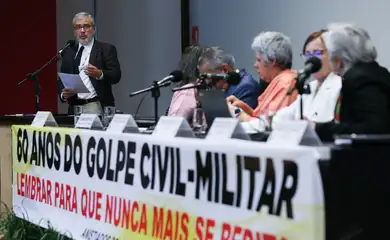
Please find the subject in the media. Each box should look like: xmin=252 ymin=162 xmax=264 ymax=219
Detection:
xmin=227 ymin=31 xmax=297 ymax=121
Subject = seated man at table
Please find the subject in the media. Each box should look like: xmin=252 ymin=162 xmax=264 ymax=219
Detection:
xmin=197 ymin=47 xmax=262 ymax=109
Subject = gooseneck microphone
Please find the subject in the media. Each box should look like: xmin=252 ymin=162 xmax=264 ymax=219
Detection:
xmin=287 ymin=57 xmax=322 ymax=95
xmin=17 ymin=39 xmax=79 ymax=113
xmin=129 ymin=70 xmax=184 ymax=124
xmin=287 ymin=57 xmax=322 ymax=120
xmin=59 ymin=40 xmax=77 ymax=55
xmin=157 ymin=70 xmax=184 ymax=85
xmin=199 ymin=71 xmax=241 ymax=85
xmin=297 ymin=57 xmax=322 ymax=82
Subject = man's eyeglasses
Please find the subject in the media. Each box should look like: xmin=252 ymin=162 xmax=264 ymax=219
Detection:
xmin=300 ymin=50 xmax=326 ymax=59
xmin=74 ymin=24 xmax=93 ymax=30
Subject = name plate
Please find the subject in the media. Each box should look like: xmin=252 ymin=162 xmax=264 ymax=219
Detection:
xmin=152 ymin=116 xmax=195 ymax=138
xmin=106 ymin=114 xmax=139 ymax=133
xmin=75 ymin=114 xmax=103 ymax=130
xmin=206 ymin=117 xmax=250 ymax=140
xmin=31 ymin=111 xmax=58 ymax=127
xmin=267 ymin=120 xmax=322 ymax=146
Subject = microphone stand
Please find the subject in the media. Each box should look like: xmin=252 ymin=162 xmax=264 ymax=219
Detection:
xmin=129 ymin=81 xmax=171 ymax=124
xmin=172 ymin=78 xmax=213 ymax=92
xmin=17 ymin=52 xmax=62 ymax=113
xmin=293 ymin=76 xmax=311 ymax=120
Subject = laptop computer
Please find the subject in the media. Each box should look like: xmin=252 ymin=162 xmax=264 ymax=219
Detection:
xmin=197 ymin=89 xmax=232 ymax=130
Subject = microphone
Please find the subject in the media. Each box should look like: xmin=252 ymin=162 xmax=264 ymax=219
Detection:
xmin=287 ymin=57 xmax=322 ymax=95
xmin=297 ymin=57 xmax=322 ymax=82
xmin=59 ymin=40 xmax=76 ymax=55
xmin=157 ymin=70 xmax=184 ymax=85
xmin=200 ymin=71 xmax=241 ymax=85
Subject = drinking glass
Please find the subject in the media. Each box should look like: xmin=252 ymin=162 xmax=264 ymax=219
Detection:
xmin=258 ymin=110 xmax=275 ymax=132
xmin=73 ymin=105 xmax=84 ymax=126
xmin=192 ymin=108 xmax=207 ymax=135
xmin=103 ymin=106 xmax=116 ymax=127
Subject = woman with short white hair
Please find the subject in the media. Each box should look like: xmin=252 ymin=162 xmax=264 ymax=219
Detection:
xmin=314 ymin=23 xmax=390 ymax=141
xmin=227 ymin=31 xmax=297 ymax=121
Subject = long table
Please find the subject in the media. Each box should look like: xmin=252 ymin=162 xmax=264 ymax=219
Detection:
xmin=2 ymin=118 xmax=390 ymax=239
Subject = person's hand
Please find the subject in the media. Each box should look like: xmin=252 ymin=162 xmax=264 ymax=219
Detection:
xmin=84 ymin=64 xmax=103 ymax=79
xmin=227 ymin=102 xmax=251 ymax=122
xmin=62 ymin=88 xmax=76 ymax=99
xmin=226 ymin=95 xmax=244 ymax=108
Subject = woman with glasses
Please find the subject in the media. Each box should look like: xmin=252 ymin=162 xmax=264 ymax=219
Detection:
xmin=271 ymin=29 xmax=342 ymax=125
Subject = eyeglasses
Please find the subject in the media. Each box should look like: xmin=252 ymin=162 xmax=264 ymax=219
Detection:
xmin=301 ymin=50 xmax=326 ymax=60
xmin=73 ymin=24 xmax=93 ymax=31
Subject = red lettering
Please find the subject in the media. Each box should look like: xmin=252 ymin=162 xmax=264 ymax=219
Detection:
xmin=105 ymin=195 xmax=113 ymax=225
xmin=80 ymin=189 xmax=101 ymax=220
xmin=81 ymin=189 xmax=87 ymax=217
xmin=131 ymin=201 xmax=139 ymax=231
xmin=71 ymin=186 xmax=77 ymax=213
xmin=54 ymin=182 xmax=59 ymax=207
xmin=95 ymin=192 xmax=102 ymax=221
xmin=163 ymin=210 xmax=173 ymax=239
xmin=196 ymin=217 xmax=204 ymax=240
xmin=180 ymin=212 xmax=189 ymax=240
xmin=16 ymin=173 xmax=52 ymax=206
xmin=152 ymin=207 xmax=164 ymax=238
xmin=195 ymin=217 xmax=215 ymax=240
xmin=139 ymin=203 xmax=147 ymax=235
xmin=46 ymin=180 xmax=52 ymax=206
xmin=263 ymin=234 xmax=277 ymax=240
xmin=222 ymin=222 xmax=287 ymax=240
xmin=243 ymin=229 xmax=253 ymax=240
xmin=221 ymin=223 xmax=231 ymax=240
xmin=31 ymin=176 xmax=36 ymax=200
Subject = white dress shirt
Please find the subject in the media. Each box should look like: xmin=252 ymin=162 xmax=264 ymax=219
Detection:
xmin=242 ymin=72 xmax=342 ymax=132
xmin=76 ymin=39 xmax=98 ymax=99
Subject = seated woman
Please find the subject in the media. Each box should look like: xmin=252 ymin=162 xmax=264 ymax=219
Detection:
xmin=227 ymin=31 xmax=297 ymax=121
xmin=271 ymin=29 xmax=342 ymax=125
xmin=167 ymin=45 xmax=208 ymax=119
xmin=313 ymin=23 xmax=390 ymax=141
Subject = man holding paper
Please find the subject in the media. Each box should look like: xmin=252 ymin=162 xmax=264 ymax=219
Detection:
xmin=58 ymin=12 xmax=121 ymax=115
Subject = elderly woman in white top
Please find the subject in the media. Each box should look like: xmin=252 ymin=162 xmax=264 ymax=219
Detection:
xmin=274 ymin=29 xmax=342 ymax=122
xmin=244 ymin=29 xmax=342 ymax=132
xmin=314 ymin=23 xmax=390 ymax=141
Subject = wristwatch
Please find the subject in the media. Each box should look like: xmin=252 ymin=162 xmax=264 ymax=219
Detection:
xmin=234 ymin=108 xmax=241 ymax=118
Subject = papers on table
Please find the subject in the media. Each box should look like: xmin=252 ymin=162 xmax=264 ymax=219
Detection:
xmin=58 ymin=72 xmax=90 ymax=93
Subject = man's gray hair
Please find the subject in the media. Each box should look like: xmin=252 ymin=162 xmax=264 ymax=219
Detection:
xmin=251 ymin=31 xmax=292 ymax=69
xmin=322 ymin=23 xmax=377 ymax=70
xmin=72 ymin=12 xmax=95 ymax=26
xmin=198 ymin=46 xmax=236 ymax=70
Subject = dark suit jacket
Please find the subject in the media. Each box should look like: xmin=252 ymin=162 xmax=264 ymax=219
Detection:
xmin=316 ymin=61 xmax=390 ymax=141
xmin=58 ymin=40 xmax=121 ymax=109
xmin=224 ymin=71 xmax=262 ymax=109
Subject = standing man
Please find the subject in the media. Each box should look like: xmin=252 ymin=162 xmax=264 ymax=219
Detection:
xmin=197 ymin=47 xmax=261 ymax=109
xmin=58 ymin=12 xmax=121 ymax=114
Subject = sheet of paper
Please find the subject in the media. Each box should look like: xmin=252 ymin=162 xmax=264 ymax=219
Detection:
xmin=58 ymin=72 xmax=90 ymax=93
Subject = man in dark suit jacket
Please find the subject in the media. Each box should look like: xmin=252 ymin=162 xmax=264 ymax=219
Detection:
xmin=58 ymin=12 xmax=121 ymax=115
xmin=314 ymin=23 xmax=390 ymax=141
xmin=198 ymin=47 xmax=261 ymax=109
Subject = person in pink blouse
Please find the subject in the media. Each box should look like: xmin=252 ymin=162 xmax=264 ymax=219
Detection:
xmin=167 ymin=45 xmax=208 ymax=119
xmin=227 ymin=31 xmax=297 ymax=121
